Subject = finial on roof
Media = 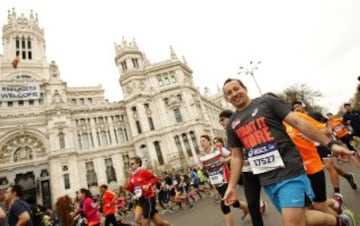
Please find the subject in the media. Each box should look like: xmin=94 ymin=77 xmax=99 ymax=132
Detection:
xmin=182 ymin=56 xmax=187 ymax=65
xmin=132 ymin=38 xmax=137 ymax=48
xmin=35 ymin=13 xmax=39 ymax=24
xmin=122 ymin=36 xmax=127 ymax=46
xmin=11 ymin=8 xmax=16 ymax=18
xmin=30 ymin=9 xmax=34 ymax=20
xmin=170 ymin=45 xmax=178 ymax=59
xmin=7 ymin=10 xmax=11 ymax=22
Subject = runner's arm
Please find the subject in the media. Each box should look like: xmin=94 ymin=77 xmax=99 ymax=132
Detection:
xmin=16 ymin=211 xmax=31 ymax=226
xmin=285 ymin=112 xmax=332 ymax=145
xmin=285 ymin=112 xmax=354 ymax=155
xmin=228 ymin=147 xmax=243 ymax=189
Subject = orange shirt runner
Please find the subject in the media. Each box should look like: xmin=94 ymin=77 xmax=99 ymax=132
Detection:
xmin=328 ymin=117 xmax=349 ymax=138
xmin=284 ymin=112 xmax=324 ymax=175
xmin=102 ymin=190 xmax=116 ymax=216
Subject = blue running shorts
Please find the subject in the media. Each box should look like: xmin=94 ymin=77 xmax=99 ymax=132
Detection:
xmin=264 ymin=174 xmax=314 ymax=212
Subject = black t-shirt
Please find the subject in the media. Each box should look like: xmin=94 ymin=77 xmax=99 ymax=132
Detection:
xmin=8 ymin=200 xmax=33 ymax=226
xmin=226 ymin=95 xmax=305 ymax=186
xmin=164 ymin=175 xmax=172 ymax=186
xmin=343 ymin=110 xmax=360 ymax=135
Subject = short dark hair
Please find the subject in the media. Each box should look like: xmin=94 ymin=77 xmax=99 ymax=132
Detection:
xmin=10 ymin=184 xmax=24 ymax=198
xmin=223 ymin=78 xmax=247 ymax=94
xmin=344 ymin=103 xmax=351 ymax=107
xmin=100 ymin=184 xmax=108 ymax=189
xmin=200 ymin=134 xmax=211 ymax=142
xmin=130 ymin=156 xmax=142 ymax=167
xmin=219 ymin=109 xmax=233 ymax=119
xmin=79 ymin=188 xmax=92 ymax=197
xmin=213 ymin=137 xmax=224 ymax=145
xmin=292 ymin=100 xmax=303 ymax=107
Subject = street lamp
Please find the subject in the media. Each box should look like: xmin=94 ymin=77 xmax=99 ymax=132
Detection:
xmin=238 ymin=60 xmax=263 ymax=95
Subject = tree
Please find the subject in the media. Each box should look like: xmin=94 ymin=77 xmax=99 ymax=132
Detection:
xmin=275 ymin=83 xmax=325 ymax=113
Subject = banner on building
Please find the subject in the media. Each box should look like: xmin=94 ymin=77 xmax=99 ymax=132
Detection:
xmin=0 ymin=84 xmax=40 ymax=101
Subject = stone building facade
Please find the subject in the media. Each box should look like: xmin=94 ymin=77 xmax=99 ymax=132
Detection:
xmin=0 ymin=9 xmax=228 ymax=207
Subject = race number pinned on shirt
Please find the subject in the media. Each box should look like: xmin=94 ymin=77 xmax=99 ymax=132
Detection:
xmin=247 ymin=142 xmax=285 ymax=174
xmin=134 ymin=186 xmax=142 ymax=198
xmin=209 ymin=172 xmax=225 ymax=185
xmin=334 ymin=125 xmax=343 ymax=132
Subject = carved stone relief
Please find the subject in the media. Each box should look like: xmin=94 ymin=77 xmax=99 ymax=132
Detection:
xmin=0 ymin=134 xmax=46 ymax=164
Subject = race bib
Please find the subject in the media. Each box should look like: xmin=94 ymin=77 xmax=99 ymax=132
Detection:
xmin=247 ymin=143 xmax=285 ymax=174
xmin=134 ymin=186 xmax=142 ymax=198
xmin=209 ymin=173 xmax=224 ymax=185
xmin=334 ymin=125 xmax=343 ymax=132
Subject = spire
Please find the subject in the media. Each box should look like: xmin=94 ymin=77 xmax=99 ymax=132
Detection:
xmin=170 ymin=45 xmax=178 ymax=60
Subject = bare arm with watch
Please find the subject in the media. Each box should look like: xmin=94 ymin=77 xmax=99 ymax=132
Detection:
xmin=285 ymin=111 xmax=355 ymax=156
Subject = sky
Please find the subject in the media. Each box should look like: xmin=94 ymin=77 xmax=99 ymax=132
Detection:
xmin=0 ymin=0 xmax=359 ymax=114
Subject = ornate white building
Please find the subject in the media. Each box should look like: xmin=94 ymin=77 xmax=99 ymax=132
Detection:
xmin=0 ymin=9 xmax=229 ymax=207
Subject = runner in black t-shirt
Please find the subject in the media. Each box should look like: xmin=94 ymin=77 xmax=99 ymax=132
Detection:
xmin=222 ymin=78 xmax=354 ymax=226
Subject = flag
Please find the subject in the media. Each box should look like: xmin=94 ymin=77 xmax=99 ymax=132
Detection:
xmin=12 ymin=56 xmax=20 ymax=69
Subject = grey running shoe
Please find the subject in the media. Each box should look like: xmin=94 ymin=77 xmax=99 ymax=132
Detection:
xmin=339 ymin=209 xmax=357 ymax=226
xmin=344 ymin=173 xmax=358 ymax=190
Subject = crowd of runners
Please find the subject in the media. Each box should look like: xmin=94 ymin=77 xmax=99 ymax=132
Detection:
xmin=1 ymin=77 xmax=360 ymax=226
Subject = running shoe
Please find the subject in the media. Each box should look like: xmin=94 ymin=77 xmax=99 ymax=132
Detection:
xmin=332 ymin=193 xmax=344 ymax=214
xmin=344 ymin=173 xmax=358 ymax=190
xmin=338 ymin=208 xmax=357 ymax=226
xmin=160 ymin=209 xmax=167 ymax=215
